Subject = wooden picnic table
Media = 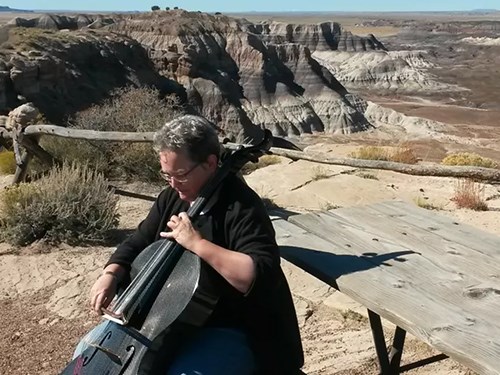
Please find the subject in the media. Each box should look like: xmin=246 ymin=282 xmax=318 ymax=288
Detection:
xmin=273 ymin=200 xmax=500 ymax=375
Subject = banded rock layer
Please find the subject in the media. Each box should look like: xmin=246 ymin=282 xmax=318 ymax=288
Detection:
xmin=108 ymin=10 xmax=382 ymax=137
xmin=0 ymin=10 xmax=444 ymax=139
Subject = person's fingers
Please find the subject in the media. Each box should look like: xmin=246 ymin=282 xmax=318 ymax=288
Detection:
xmin=167 ymin=214 xmax=182 ymax=230
xmin=160 ymin=231 xmax=173 ymax=238
xmin=90 ymin=290 xmax=97 ymax=310
xmin=94 ymin=292 xmax=108 ymax=315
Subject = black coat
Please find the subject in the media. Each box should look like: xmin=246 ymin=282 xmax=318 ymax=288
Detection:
xmin=107 ymin=174 xmax=304 ymax=373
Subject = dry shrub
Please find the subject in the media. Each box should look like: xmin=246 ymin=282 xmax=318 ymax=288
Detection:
xmin=349 ymin=145 xmax=419 ymax=164
xmin=349 ymin=146 xmax=389 ymax=161
xmin=311 ymin=166 xmax=329 ymax=181
xmin=38 ymin=86 xmax=184 ymax=182
xmin=357 ymin=172 xmax=378 ymax=180
xmin=414 ymin=197 xmax=441 ymax=210
xmin=441 ymin=152 xmax=498 ymax=168
xmin=451 ymin=179 xmax=488 ymax=211
xmin=390 ymin=145 xmax=419 ymax=164
xmin=0 ymin=162 xmax=119 ymax=246
xmin=0 ymin=150 xmax=16 ymax=174
xmin=241 ymin=155 xmax=282 ymax=175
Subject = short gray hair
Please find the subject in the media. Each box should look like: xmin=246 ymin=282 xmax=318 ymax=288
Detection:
xmin=153 ymin=115 xmax=220 ymax=163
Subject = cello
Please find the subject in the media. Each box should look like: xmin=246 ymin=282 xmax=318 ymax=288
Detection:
xmin=60 ymin=130 xmax=273 ymax=375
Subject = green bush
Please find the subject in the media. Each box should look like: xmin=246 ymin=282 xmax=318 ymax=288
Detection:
xmin=0 ymin=162 xmax=119 ymax=246
xmin=0 ymin=150 xmax=16 ymax=174
xmin=35 ymin=86 xmax=184 ymax=182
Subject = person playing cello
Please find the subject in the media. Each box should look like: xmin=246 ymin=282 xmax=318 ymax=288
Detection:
xmin=86 ymin=115 xmax=303 ymax=374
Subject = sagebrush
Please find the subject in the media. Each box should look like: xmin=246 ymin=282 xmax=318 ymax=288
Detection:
xmin=441 ymin=152 xmax=498 ymax=169
xmin=0 ymin=162 xmax=119 ymax=246
xmin=35 ymin=86 xmax=185 ymax=181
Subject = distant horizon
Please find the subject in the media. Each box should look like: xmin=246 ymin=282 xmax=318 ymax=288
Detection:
xmin=2 ymin=0 xmax=500 ymax=13
xmin=4 ymin=8 xmax=500 ymax=15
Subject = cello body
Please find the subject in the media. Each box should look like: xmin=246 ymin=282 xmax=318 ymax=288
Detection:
xmin=61 ymin=240 xmax=216 ymax=375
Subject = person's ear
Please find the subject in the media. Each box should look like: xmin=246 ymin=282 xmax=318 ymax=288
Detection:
xmin=206 ymin=154 xmax=218 ymax=171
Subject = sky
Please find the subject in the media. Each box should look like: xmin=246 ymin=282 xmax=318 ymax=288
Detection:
xmin=4 ymin=1 xmax=500 ymax=13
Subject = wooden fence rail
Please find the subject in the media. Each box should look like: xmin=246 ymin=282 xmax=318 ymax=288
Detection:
xmin=2 ymin=124 xmax=500 ymax=186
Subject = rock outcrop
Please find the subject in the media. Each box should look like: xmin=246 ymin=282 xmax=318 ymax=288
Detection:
xmin=0 ymin=10 xmax=446 ymax=139
xmin=6 ymin=14 xmax=116 ymax=30
xmin=312 ymin=50 xmax=463 ymax=92
xmin=244 ymin=21 xmax=386 ymax=52
xmin=106 ymin=10 xmax=381 ymax=137
xmin=0 ymin=27 xmax=182 ymax=123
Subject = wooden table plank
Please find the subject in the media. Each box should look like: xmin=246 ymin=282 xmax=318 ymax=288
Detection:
xmin=329 ymin=203 xmax=500 ymax=279
xmin=276 ymin=203 xmax=500 ymax=375
xmin=287 ymin=210 xmax=500 ymax=319
xmin=374 ymin=200 xmax=500 ymax=260
xmin=320 ymin=205 xmax=500 ymax=315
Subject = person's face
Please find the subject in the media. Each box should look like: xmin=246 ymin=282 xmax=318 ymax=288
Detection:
xmin=159 ymin=150 xmax=218 ymax=203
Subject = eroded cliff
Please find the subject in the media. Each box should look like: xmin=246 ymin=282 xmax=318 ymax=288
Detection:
xmin=0 ymin=10 xmax=442 ymax=139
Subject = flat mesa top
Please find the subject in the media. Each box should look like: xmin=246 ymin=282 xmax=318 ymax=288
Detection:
xmin=274 ymin=200 xmax=500 ymax=375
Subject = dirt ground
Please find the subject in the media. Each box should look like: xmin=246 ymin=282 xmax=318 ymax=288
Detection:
xmin=2 ymin=133 xmax=499 ymax=375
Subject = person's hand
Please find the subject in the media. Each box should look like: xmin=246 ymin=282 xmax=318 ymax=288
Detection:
xmin=161 ymin=212 xmax=203 ymax=253
xmin=90 ymin=272 xmax=119 ymax=315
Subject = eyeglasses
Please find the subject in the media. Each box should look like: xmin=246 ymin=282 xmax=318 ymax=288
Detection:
xmin=159 ymin=163 xmax=200 ymax=184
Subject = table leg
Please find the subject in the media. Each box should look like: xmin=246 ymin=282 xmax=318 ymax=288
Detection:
xmin=389 ymin=326 xmax=406 ymax=371
xmin=368 ymin=309 xmax=392 ymax=374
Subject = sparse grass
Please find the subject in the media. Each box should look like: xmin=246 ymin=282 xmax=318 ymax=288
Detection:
xmin=8 ymin=27 xmax=81 ymax=51
xmin=441 ymin=152 xmax=498 ymax=168
xmin=0 ymin=162 xmax=119 ymax=246
xmin=311 ymin=165 xmax=330 ymax=181
xmin=254 ymin=185 xmax=279 ymax=210
xmin=342 ymin=168 xmax=379 ymax=180
xmin=322 ymin=201 xmax=340 ymax=211
xmin=0 ymin=150 xmax=16 ymax=175
xmin=341 ymin=309 xmax=367 ymax=323
xmin=414 ymin=197 xmax=442 ymax=210
xmin=451 ymin=179 xmax=488 ymax=211
xmin=241 ymin=154 xmax=282 ymax=175
xmin=357 ymin=172 xmax=379 ymax=180
xmin=349 ymin=145 xmax=419 ymax=164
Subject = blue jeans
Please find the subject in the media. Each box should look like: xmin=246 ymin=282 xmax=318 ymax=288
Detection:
xmin=73 ymin=325 xmax=256 ymax=375
xmin=167 ymin=327 xmax=256 ymax=375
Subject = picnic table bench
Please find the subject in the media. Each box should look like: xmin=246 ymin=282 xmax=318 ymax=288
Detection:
xmin=273 ymin=200 xmax=500 ymax=375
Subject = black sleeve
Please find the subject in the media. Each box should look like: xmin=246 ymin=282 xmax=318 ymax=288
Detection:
xmin=224 ymin=183 xmax=280 ymax=301
xmin=105 ymin=189 xmax=170 ymax=272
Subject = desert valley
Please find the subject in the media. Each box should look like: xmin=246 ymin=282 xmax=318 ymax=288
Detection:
xmin=1 ymin=6 xmax=500 ymax=374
